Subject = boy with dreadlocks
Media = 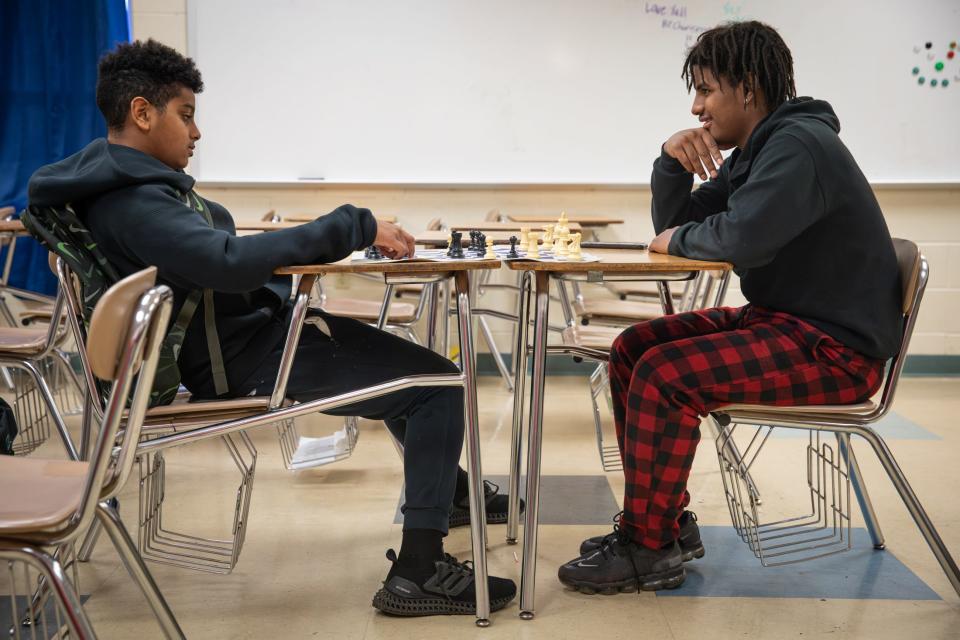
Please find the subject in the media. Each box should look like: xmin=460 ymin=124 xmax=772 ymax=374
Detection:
xmin=558 ymin=21 xmax=901 ymax=593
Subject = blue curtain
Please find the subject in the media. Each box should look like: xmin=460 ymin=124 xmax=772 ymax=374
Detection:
xmin=0 ymin=0 xmax=130 ymax=295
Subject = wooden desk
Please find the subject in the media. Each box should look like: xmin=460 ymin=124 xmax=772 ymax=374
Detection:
xmin=0 ymin=220 xmax=27 ymax=234
xmin=506 ymin=214 xmax=624 ymax=227
xmin=277 ymin=255 xmax=500 ymax=626
xmin=503 ymin=249 xmax=732 ymax=620
xmin=235 ymin=221 xmax=302 ymax=232
xmin=284 ymin=213 xmax=398 ymax=224
xmin=416 ymin=228 xmax=580 ymax=247
xmin=448 ymin=221 xmax=582 ymax=232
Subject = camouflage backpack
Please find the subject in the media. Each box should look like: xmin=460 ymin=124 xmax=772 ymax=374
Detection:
xmin=22 ymin=191 xmax=228 ymax=406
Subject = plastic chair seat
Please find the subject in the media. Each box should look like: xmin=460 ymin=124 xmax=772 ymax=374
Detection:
xmin=719 ymin=400 xmax=877 ymax=417
xmin=0 ymin=326 xmax=54 ymax=355
xmin=319 ymin=299 xmax=417 ymax=323
xmin=560 ymin=325 xmax=623 ymax=351
xmin=0 ymin=457 xmax=88 ymax=535
xmin=574 ymin=299 xmax=663 ymax=323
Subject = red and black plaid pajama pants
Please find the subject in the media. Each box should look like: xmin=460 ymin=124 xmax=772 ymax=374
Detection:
xmin=608 ymin=305 xmax=886 ymax=550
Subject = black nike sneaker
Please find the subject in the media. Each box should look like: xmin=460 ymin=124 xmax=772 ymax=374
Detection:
xmin=449 ymin=480 xmax=524 ymax=528
xmin=558 ymin=535 xmax=685 ymax=594
xmin=579 ymin=510 xmax=705 ymax=562
xmin=372 ymin=549 xmax=517 ymax=616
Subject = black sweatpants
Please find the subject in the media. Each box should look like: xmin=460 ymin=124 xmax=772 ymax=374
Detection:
xmin=235 ymin=309 xmax=464 ymax=534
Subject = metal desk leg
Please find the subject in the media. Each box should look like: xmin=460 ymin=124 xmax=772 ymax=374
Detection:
xmin=657 ymin=281 xmax=675 ymax=316
xmin=270 ymin=276 xmax=313 ymax=409
xmin=507 ymin=271 xmax=533 ymax=544
xmin=426 ymin=282 xmax=440 ymax=354
xmin=454 ymin=271 xmax=491 ymax=627
xmin=442 ymin=278 xmax=452 ymax=360
xmin=376 ymin=284 xmax=395 ymax=330
xmin=519 ymin=271 xmax=551 ymax=620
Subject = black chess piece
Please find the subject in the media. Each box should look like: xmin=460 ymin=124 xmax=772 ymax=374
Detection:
xmin=476 ymin=232 xmax=487 ymax=256
xmin=364 ymin=246 xmax=383 ymax=260
xmin=508 ymin=235 xmax=519 ymax=258
xmin=449 ymin=231 xmax=464 ymax=259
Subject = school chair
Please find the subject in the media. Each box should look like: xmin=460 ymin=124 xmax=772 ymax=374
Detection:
xmin=0 ymin=266 xmax=185 ymax=640
xmin=0 ymin=267 xmax=82 ymax=460
xmin=51 ymin=257 xmax=260 ymax=575
xmin=710 ymin=239 xmax=960 ymax=598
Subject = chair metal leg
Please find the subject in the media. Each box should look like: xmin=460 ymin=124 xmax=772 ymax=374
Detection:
xmin=0 ymin=545 xmax=97 ymax=640
xmin=95 ymin=501 xmax=186 ymax=639
xmin=838 ymin=433 xmax=886 ymax=549
xmin=506 ymin=271 xmax=532 ymax=544
xmin=15 ymin=360 xmax=79 ymax=461
xmin=519 ymin=272 xmax=551 ymax=620
xmin=454 ymin=271 xmax=491 ymax=626
xmin=478 ymin=315 xmax=514 ymax=391
xmin=852 ymin=425 xmax=960 ymax=597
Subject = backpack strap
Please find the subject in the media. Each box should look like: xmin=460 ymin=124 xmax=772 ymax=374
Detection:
xmin=182 ymin=191 xmax=230 ymax=396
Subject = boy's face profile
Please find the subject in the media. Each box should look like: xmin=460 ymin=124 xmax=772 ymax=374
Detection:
xmin=127 ymin=85 xmax=201 ymax=170
xmin=689 ymin=66 xmax=753 ymax=150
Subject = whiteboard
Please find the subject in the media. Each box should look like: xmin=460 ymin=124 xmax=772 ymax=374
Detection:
xmin=187 ymin=0 xmax=960 ymax=184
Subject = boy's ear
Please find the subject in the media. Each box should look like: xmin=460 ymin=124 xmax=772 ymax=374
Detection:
xmin=129 ymin=96 xmax=153 ymax=132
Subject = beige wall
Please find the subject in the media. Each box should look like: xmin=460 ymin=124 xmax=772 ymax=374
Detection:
xmin=132 ymin=1 xmax=960 ymax=357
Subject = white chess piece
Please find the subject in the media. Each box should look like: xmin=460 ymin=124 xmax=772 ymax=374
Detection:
xmin=527 ymin=232 xmax=540 ymax=258
xmin=519 ymin=227 xmax=529 ymax=247
xmin=541 ymin=225 xmax=554 ymax=251
xmin=555 ymin=234 xmax=568 ymax=258
xmin=556 ymin=211 xmax=569 ymax=236
xmin=484 ymin=238 xmax=495 ymax=259
xmin=570 ymin=232 xmax=582 ymax=260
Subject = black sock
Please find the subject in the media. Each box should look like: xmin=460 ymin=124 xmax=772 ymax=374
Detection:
xmin=453 ymin=467 xmax=469 ymax=503
xmin=391 ymin=528 xmax=444 ymax=584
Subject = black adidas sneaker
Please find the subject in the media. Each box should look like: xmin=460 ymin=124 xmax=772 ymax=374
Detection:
xmin=372 ymin=549 xmax=517 ymax=616
xmin=579 ymin=510 xmax=705 ymax=562
xmin=449 ymin=480 xmax=524 ymax=528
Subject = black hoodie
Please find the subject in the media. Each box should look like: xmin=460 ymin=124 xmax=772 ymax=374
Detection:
xmin=652 ymin=98 xmax=901 ymax=360
xmin=29 ymin=139 xmax=378 ymax=396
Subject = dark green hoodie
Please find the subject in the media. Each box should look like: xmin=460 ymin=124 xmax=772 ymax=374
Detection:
xmin=29 ymin=139 xmax=378 ymax=397
xmin=652 ymin=98 xmax=901 ymax=360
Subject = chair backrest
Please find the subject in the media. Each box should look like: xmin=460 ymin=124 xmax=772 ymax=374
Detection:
xmin=875 ymin=238 xmax=928 ymax=417
xmin=484 ymin=209 xmax=501 ymax=222
xmin=426 ymin=217 xmax=443 ymax=231
xmin=69 ymin=267 xmax=173 ymax=539
xmin=86 ymin=268 xmax=157 ymax=380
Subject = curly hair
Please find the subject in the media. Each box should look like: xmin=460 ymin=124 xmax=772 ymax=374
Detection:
xmin=682 ymin=21 xmax=796 ymax=110
xmin=96 ymin=39 xmax=204 ymax=130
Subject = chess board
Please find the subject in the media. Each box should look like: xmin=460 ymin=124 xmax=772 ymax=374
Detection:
xmin=350 ymin=247 xmax=600 ymax=263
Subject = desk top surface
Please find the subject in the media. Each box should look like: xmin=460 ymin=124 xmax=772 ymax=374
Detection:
xmin=283 ymin=213 xmax=398 ymax=224
xmin=276 ymin=256 xmax=501 ymax=275
xmin=503 ymin=249 xmax=731 ymax=273
xmin=506 ymin=214 xmax=624 ymax=226
xmin=0 ymin=220 xmax=26 ymax=233
xmin=448 ymin=221 xmax=582 ymax=232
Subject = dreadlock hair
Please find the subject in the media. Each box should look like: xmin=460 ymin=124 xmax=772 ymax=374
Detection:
xmin=682 ymin=21 xmax=796 ymax=111
xmin=96 ymin=39 xmax=204 ymax=131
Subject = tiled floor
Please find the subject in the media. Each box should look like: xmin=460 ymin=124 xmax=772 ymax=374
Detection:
xmin=4 ymin=376 xmax=960 ymax=639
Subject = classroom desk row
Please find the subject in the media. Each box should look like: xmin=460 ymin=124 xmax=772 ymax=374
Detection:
xmin=5 ymin=215 xmax=727 ymax=625
xmin=279 ymin=249 xmax=731 ymax=623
